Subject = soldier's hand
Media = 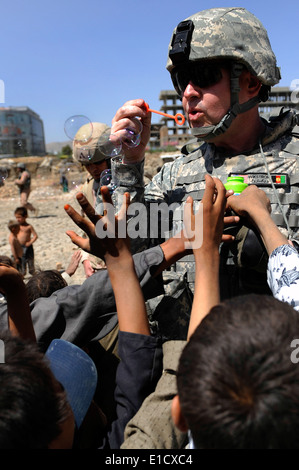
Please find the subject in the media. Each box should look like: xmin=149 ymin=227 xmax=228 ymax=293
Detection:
xmin=111 ymin=99 xmax=151 ymax=164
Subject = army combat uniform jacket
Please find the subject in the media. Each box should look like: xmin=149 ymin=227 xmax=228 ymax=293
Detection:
xmin=111 ymin=108 xmax=299 ymax=318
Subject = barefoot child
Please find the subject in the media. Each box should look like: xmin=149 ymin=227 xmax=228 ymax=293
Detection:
xmin=14 ymin=207 xmax=38 ymax=275
xmin=7 ymin=220 xmax=23 ymax=272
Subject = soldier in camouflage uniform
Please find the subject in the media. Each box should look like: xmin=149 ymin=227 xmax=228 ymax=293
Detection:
xmin=72 ymin=122 xmax=111 ymax=277
xmin=109 ymin=7 xmax=299 ymax=324
xmin=113 ymin=8 xmax=299 ymax=449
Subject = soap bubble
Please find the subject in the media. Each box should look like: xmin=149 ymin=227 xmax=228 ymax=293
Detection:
xmin=98 ymin=130 xmax=122 ymax=157
xmin=66 ymin=166 xmax=84 ymax=191
xmin=97 ymin=118 xmax=142 ymax=156
xmin=99 ymin=169 xmax=116 ymax=194
xmin=121 ymin=117 xmax=143 ymax=148
xmin=64 ymin=115 xmax=93 ymax=143
xmin=63 ymin=163 xmax=86 ymax=206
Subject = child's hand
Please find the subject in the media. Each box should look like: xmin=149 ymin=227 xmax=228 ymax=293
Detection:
xmin=65 ymin=250 xmax=82 ymax=276
xmin=227 ymin=185 xmax=271 ymax=226
xmin=65 ymin=186 xmax=150 ymax=336
xmin=82 ymin=259 xmax=95 ymax=278
xmin=0 ymin=263 xmax=23 ymax=296
xmin=0 ymin=262 xmax=36 ymax=341
xmin=185 ymin=175 xmax=227 ymax=339
xmin=64 ymin=186 xmax=131 ymax=263
xmin=183 ymin=175 xmax=227 ymax=252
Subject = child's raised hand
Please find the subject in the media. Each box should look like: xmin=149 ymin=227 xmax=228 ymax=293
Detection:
xmin=227 ymin=184 xmax=271 ymax=224
xmin=0 ymin=263 xmax=22 ymax=296
xmin=0 ymin=262 xmax=36 ymax=341
xmin=183 ymin=175 xmax=227 ymax=252
xmin=64 ymin=186 xmax=131 ymax=263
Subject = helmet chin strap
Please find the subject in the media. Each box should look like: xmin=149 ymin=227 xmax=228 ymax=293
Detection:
xmin=190 ymin=96 xmax=261 ymax=141
xmin=190 ymin=62 xmax=261 ymax=141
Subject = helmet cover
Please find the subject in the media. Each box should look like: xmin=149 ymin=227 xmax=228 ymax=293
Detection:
xmin=166 ymin=7 xmax=281 ymax=86
xmin=72 ymin=122 xmax=110 ymax=165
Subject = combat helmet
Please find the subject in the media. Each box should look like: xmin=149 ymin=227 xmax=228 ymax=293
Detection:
xmin=72 ymin=122 xmax=110 ymax=165
xmin=17 ymin=162 xmax=26 ymax=170
xmin=166 ymin=7 xmax=281 ymax=140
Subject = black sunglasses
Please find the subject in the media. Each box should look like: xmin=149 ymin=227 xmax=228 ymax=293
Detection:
xmin=171 ymin=62 xmax=227 ymax=96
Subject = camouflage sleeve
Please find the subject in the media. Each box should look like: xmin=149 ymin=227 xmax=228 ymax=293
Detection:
xmin=111 ymin=155 xmax=183 ymax=209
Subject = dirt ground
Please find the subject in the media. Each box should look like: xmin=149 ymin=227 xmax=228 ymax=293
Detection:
xmin=0 ymin=152 xmax=166 ymax=284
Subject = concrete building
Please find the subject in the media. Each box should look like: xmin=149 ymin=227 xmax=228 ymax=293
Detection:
xmin=259 ymin=87 xmax=299 ymax=118
xmin=149 ymin=90 xmax=191 ymax=149
xmin=0 ymin=106 xmax=46 ymax=158
xmin=149 ymin=86 xmax=298 ymax=149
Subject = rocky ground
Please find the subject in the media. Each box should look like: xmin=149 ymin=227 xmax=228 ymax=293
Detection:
xmin=0 ymin=152 xmax=166 ymax=284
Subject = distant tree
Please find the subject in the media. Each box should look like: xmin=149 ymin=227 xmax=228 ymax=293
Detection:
xmin=61 ymin=145 xmax=72 ymax=156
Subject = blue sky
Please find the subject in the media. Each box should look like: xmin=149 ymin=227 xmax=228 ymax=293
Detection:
xmin=1 ymin=0 xmax=299 ymax=143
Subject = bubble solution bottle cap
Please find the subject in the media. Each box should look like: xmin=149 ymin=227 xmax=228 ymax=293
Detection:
xmin=224 ymin=176 xmax=248 ymax=195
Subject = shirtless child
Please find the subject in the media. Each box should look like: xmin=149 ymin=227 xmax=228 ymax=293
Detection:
xmin=7 ymin=220 xmax=23 ymax=272
xmin=14 ymin=207 xmax=38 ymax=275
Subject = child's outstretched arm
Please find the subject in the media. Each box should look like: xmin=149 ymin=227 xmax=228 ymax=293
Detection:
xmin=0 ymin=263 xmax=36 ymax=341
xmin=184 ymin=175 xmax=227 ymax=339
xmin=64 ymin=187 xmax=150 ymax=336
xmin=227 ymin=185 xmax=299 ymax=311
xmin=227 ymin=185 xmax=287 ymax=255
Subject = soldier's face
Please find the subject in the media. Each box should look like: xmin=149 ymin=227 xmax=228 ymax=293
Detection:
xmin=84 ymin=160 xmax=108 ymax=181
xmin=181 ymin=66 xmax=231 ymax=135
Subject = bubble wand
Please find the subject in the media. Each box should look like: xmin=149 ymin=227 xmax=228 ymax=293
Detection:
xmin=143 ymin=102 xmax=185 ymax=125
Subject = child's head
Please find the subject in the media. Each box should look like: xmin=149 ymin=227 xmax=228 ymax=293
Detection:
xmin=172 ymin=294 xmax=299 ymax=449
xmin=0 ymin=332 xmax=74 ymax=448
xmin=14 ymin=206 xmax=28 ymax=223
xmin=0 ymin=255 xmax=14 ymax=266
xmin=0 ymin=332 xmax=98 ymax=448
xmin=26 ymin=270 xmax=67 ymax=303
xmin=8 ymin=220 xmax=20 ymax=235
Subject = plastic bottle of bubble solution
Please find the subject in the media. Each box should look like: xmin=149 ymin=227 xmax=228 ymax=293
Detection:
xmin=224 ymin=176 xmax=248 ymax=195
